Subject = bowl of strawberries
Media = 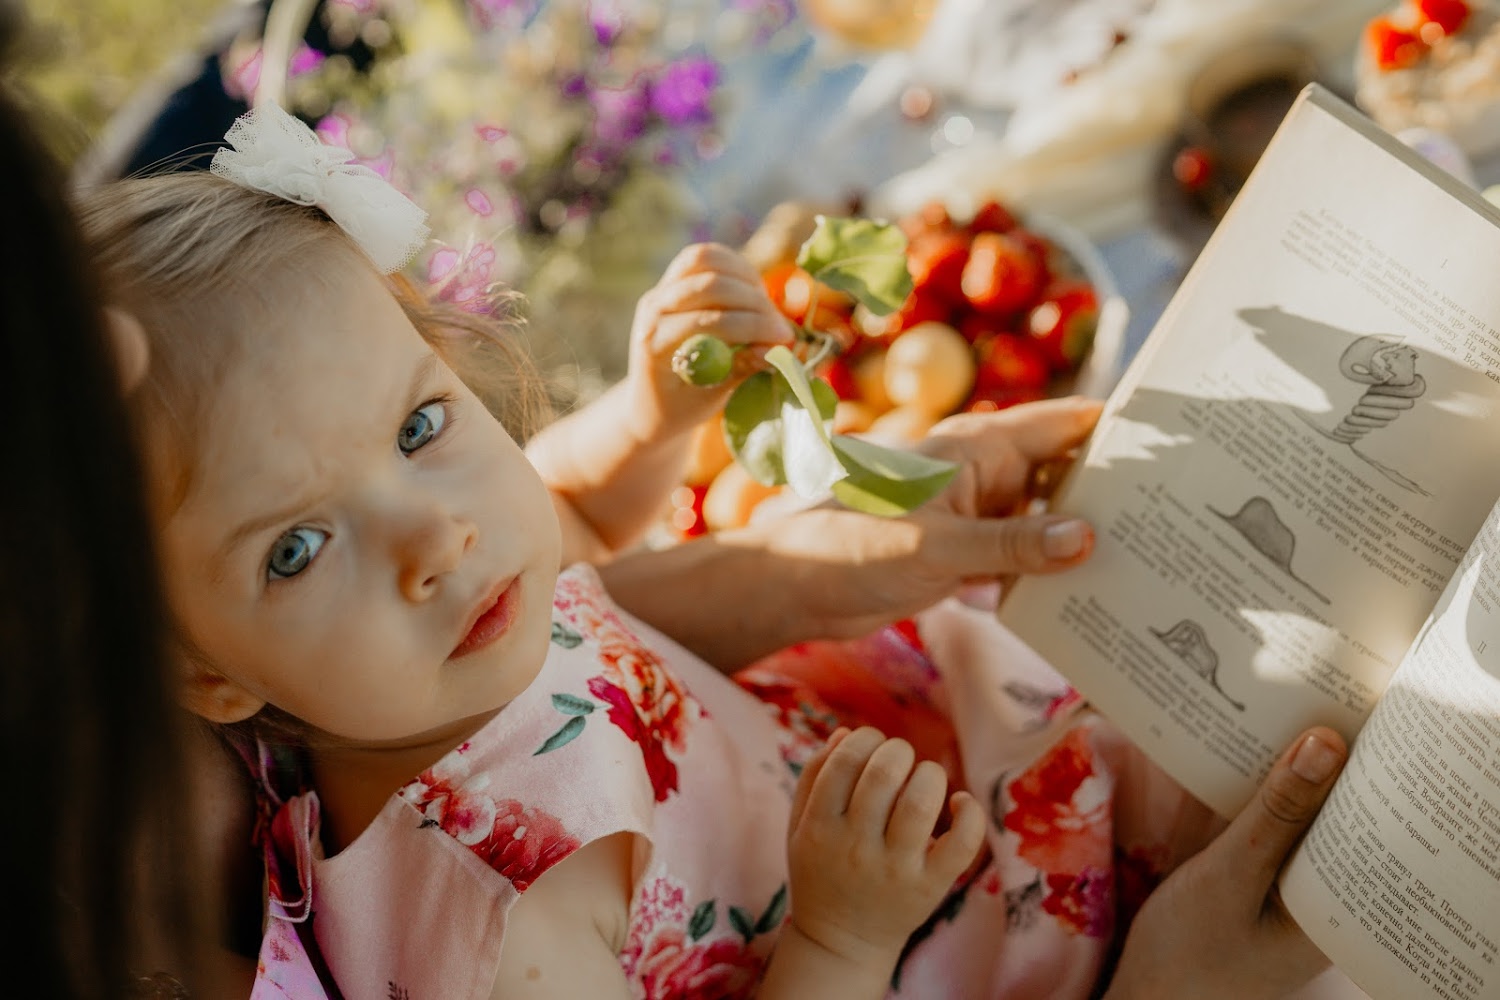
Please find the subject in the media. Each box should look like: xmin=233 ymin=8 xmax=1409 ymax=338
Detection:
xmin=669 ymin=195 xmax=1128 ymax=536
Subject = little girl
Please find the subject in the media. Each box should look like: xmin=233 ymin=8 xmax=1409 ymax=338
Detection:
xmin=79 ymin=106 xmax=1214 ymax=1000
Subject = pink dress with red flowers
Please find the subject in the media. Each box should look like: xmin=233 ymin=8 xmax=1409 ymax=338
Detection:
xmin=249 ymin=564 xmax=1221 ymax=1000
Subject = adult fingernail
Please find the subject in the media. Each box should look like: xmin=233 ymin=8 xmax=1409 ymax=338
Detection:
xmin=1042 ymin=519 xmax=1088 ymax=559
xmin=1291 ymin=734 xmax=1342 ymax=783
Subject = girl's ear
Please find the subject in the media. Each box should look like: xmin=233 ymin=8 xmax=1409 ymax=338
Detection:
xmin=177 ymin=657 xmax=266 ymax=725
xmin=102 ymin=307 xmax=150 ymax=394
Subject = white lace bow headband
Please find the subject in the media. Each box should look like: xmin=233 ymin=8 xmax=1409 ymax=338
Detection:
xmin=210 ymin=102 xmax=429 ymax=274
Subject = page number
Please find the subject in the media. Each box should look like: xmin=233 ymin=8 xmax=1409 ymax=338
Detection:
xmin=1328 ymin=916 xmax=1340 ymax=929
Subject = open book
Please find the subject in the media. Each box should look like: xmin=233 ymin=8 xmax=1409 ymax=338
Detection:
xmin=997 ymin=85 xmax=1500 ymax=1000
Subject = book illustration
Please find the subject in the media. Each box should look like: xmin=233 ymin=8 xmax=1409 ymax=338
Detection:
xmin=1148 ymin=619 xmax=1245 ymax=711
xmin=1208 ymin=496 xmax=1332 ymax=605
xmin=1296 ymin=334 xmax=1432 ymax=497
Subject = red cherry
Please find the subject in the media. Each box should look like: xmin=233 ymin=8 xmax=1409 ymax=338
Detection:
xmin=1172 ymin=146 xmax=1215 ymax=193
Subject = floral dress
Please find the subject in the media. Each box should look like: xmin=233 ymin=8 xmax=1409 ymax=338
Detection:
xmin=251 ymin=564 xmax=1220 ymax=1000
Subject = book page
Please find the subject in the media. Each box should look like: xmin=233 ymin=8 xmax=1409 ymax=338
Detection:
xmin=1279 ymin=499 xmax=1500 ymax=1000
xmin=999 ymin=86 xmax=1500 ymax=815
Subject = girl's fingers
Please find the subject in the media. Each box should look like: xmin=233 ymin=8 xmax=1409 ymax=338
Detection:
xmin=645 ymin=270 xmax=780 ymax=317
xmin=846 ymin=737 xmax=917 ymax=834
xmin=927 ymin=791 xmax=987 ymax=879
xmin=660 ymin=242 xmax=763 ymax=284
xmin=806 ymin=726 xmax=887 ymax=821
xmin=648 ymin=309 xmax=793 ymax=354
xmin=789 ymin=727 xmax=848 ymax=831
xmin=883 ymin=758 xmax=948 ymax=852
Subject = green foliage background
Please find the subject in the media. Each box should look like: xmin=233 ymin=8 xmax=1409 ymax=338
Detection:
xmin=19 ymin=0 xmax=226 ymax=160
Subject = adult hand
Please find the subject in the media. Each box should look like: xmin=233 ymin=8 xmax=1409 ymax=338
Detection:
xmin=1104 ymin=727 xmax=1349 ymax=1000
xmin=599 ymin=396 xmax=1102 ymax=668
xmin=743 ymin=396 xmax=1103 ymax=643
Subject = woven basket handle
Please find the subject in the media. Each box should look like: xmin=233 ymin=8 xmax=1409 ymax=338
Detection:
xmin=256 ymin=0 xmax=321 ymax=108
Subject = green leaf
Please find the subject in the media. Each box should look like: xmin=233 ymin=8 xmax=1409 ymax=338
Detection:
xmin=754 ymin=884 xmax=788 ymax=934
xmin=728 ymin=905 xmax=756 ymax=942
xmin=550 ymin=693 xmax=595 ymax=716
xmin=688 ymin=900 xmax=716 ymax=941
xmin=533 ymin=715 xmax=586 ymax=756
xmin=722 ymin=369 xmax=838 ymax=488
xmin=828 ymin=434 xmax=959 ymax=517
xmin=762 ymin=346 xmax=836 ymax=446
xmin=796 ymin=215 xmax=913 ymax=316
xmin=551 ymin=622 xmax=583 ymax=648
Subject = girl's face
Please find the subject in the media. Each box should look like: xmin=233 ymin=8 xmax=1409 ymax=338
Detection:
xmin=160 ymin=258 xmax=562 ymax=748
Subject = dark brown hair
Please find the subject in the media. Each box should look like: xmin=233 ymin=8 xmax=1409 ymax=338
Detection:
xmin=0 ymin=70 xmax=194 ymax=1000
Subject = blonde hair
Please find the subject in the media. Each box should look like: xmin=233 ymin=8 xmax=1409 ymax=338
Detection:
xmin=75 ymin=172 xmax=554 ymax=509
xmin=75 ymin=172 xmax=557 ymax=750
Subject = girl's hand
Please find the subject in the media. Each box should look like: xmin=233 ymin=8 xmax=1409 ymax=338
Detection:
xmin=624 ymin=243 xmax=794 ymax=441
xmin=785 ymin=727 xmax=986 ymax=972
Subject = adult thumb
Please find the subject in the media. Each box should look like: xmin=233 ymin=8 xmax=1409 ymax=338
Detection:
xmin=1218 ymin=727 xmax=1348 ymax=899
xmin=941 ymin=514 xmax=1096 ymax=579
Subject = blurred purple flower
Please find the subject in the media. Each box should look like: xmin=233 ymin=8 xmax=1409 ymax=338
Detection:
xmin=588 ymin=0 xmax=628 ymax=46
xmin=431 ymin=241 xmax=499 ymax=313
xmin=589 ymin=80 xmax=651 ymax=151
xmin=289 ymin=45 xmax=327 ymax=76
xmin=465 ymin=188 xmax=495 ymax=217
xmin=650 ymin=56 xmax=719 ymax=126
xmin=316 ymin=113 xmax=353 ymax=149
xmin=468 ymin=0 xmax=535 ymax=32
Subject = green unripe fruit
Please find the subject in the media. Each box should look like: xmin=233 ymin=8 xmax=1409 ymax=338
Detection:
xmin=672 ymin=333 xmax=735 ymax=387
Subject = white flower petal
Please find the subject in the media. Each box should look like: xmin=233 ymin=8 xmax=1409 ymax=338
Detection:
xmin=781 ymin=401 xmax=846 ymax=499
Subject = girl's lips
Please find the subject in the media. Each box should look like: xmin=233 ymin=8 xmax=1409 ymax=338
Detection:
xmin=451 ymin=578 xmax=520 ymax=659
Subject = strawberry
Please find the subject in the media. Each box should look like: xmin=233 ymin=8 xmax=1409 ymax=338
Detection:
xmin=782 ymin=268 xmax=855 ymax=321
xmin=669 ymin=484 xmax=710 ymax=540
xmin=1011 ymin=227 xmax=1058 ymax=290
xmin=907 ymin=230 xmax=970 ymax=303
xmin=900 ymin=199 xmax=956 ymax=239
xmin=971 ymin=333 xmax=1051 ymax=398
xmin=969 ymin=199 xmax=1019 ymax=234
xmin=854 ymin=286 xmax=954 ymax=341
xmin=819 ymin=354 xmax=861 ymax=402
xmin=1411 ymin=0 xmax=1470 ymax=37
xmin=961 ymin=231 xmax=1045 ymax=316
xmin=957 ymin=313 xmax=1010 ymax=345
xmin=965 ymin=385 xmax=1047 ymax=414
xmin=1026 ymin=281 xmax=1099 ymax=371
xmin=1366 ymin=15 xmax=1427 ymax=71
xmin=762 ymin=261 xmax=801 ymax=318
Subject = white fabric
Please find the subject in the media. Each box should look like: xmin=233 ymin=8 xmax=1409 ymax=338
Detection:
xmin=210 ymin=102 xmax=430 ymax=274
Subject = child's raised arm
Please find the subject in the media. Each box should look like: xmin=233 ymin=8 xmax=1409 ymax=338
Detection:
xmin=526 ymin=243 xmax=792 ymax=567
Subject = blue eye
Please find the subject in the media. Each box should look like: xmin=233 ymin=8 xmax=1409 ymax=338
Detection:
xmin=268 ymin=527 xmax=327 ymax=580
xmin=399 ymin=401 xmax=447 ymax=455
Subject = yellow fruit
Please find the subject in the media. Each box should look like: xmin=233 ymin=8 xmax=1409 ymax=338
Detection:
xmin=683 ymin=418 xmax=734 ymax=487
xmin=865 ymin=404 xmax=937 ymax=446
xmin=882 ymin=321 xmax=975 ymax=417
xmin=833 ymin=400 xmax=877 ymax=434
xmin=851 ymin=349 xmax=893 ymax=413
xmin=702 ymin=463 xmax=782 ymax=531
